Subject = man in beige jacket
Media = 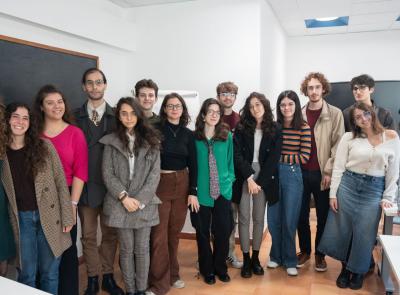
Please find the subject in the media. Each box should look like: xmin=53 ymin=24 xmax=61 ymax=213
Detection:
xmin=297 ymin=72 xmax=345 ymax=272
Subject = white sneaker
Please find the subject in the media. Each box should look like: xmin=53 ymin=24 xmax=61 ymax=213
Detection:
xmin=146 ymin=291 xmax=156 ymax=295
xmin=286 ymin=267 xmax=298 ymax=276
xmin=172 ymin=279 xmax=185 ymax=289
xmin=227 ymin=254 xmax=243 ymax=269
xmin=266 ymin=260 xmax=280 ymax=269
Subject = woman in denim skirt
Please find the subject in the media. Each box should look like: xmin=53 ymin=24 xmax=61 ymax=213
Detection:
xmin=267 ymin=90 xmax=311 ymax=276
xmin=318 ymin=102 xmax=400 ymax=290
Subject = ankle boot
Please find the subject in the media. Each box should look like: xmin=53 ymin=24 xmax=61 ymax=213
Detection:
xmin=336 ymin=262 xmax=351 ymax=288
xmin=84 ymin=276 xmax=99 ymax=295
xmin=241 ymin=252 xmax=252 ymax=278
xmin=349 ymin=272 xmax=364 ymax=290
xmin=251 ymin=250 xmax=264 ymax=275
xmin=102 ymin=273 xmax=124 ymax=295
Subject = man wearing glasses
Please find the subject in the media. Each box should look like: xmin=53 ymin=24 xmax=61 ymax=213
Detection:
xmin=74 ymin=68 xmax=123 ymax=295
xmin=343 ymin=74 xmax=396 ymax=131
xmin=216 ymin=81 xmax=243 ymax=269
xmin=297 ymin=72 xmax=344 ymax=272
xmin=134 ymin=79 xmax=160 ymax=126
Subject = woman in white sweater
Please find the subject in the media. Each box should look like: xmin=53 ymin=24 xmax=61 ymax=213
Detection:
xmin=318 ymin=102 xmax=400 ymax=290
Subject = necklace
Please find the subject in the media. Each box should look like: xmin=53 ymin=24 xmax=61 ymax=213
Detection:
xmin=167 ymin=125 xmax=181 ymax=138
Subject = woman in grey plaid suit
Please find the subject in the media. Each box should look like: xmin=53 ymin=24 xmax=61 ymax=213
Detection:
xmin=100 ymin=97 xmax=161 ymax=295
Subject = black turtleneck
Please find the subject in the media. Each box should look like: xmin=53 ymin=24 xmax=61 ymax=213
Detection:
xmin=160 ymin=121 xmax=197 ymax=196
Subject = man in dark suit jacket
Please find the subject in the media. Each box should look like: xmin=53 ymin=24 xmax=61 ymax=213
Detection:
xmin=74 ymin=68 xmax=123 ymax=295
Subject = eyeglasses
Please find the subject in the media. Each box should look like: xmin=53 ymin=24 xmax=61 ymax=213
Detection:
xmin=166 ymin=104 xmax=182 ymax=110
xmin=207 ymin=109 xmax=221 ymax=116
xmin=219 ymin=92 xmax=236 ymax=98
xmin=352 ymin=85 xmax=369 ymax=92
xmin=85 ymin=79 xmax=105 ymax=87
xmin=354 ymin=111 xmax=372 ymax=121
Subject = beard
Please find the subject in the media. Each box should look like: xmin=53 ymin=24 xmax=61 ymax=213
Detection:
xmin=87 ymin=91 xmax=104 ymax=101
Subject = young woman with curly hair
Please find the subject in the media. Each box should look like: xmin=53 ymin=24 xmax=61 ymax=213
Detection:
xmin=232 ymin=92 xmax=282 ymax=278
xmin=0 ymin=102 xmax=15 ymax=277
xmin=148 ymin=93 xmax=197 ymax=295
xmin=33 ymin=85 xmax=88 ymax=295
xmin=2 ymin=102 xmax=73 ymax=294
xmin=189 ymin=98 xmax=235 ymax=285
xmin=100 ymin=97 xmax=161 ymax=295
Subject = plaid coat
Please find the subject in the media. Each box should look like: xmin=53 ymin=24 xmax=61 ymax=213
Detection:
xmin=1 ymin=140 xmax=73 ymax=268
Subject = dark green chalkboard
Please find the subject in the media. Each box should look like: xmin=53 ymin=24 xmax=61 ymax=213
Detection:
xmin=0 ymin=35 xmax=98 ymax=109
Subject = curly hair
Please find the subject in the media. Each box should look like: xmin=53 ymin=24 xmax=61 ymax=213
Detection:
xmin=300 ymin=72 xmax=331 ymax=97
xmin=216 ymin=81 xmax=238 ymax=95
xmin=276 ymin=90 xmax=306 ymax=130
xmin=115 ymin=97 xmax=160 ymax=154
xmin=5 ymin=103 xmax=48 ymax=177
xmin=195 ymin=98 xmax=229 ymax=141
xmin=0 ymin=103 xmax=7 ymax=159
xmin=237 ymin=92 xmax=276 ymax=136
xmin=349 ymin=102 xmax=384 ymax=138
xmin=33 ymin=84 xmax=74 ymax=133
xmin=159 ymin=92 xmax=190 ymax=127
xmin=134 ymin=79 xmax=159 ymax=97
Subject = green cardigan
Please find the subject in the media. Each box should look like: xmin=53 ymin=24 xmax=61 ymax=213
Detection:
xmin=195 ymin=132 xmax=235 ymax=207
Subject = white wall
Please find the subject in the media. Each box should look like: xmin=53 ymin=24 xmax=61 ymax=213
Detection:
xmin=286 ymin=30 xmax=400 ymax=104
xmin=129 ymin=0 xmax=262 ymax=112
xmin=260 ymin=0 xmax=287 ymax=110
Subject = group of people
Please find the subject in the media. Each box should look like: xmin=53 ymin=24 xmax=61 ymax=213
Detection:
xmin=0 ymin=69 xmax=398 ymax=295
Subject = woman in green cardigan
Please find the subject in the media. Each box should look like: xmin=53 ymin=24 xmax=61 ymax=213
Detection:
xmin=188 ymin=98 xmax=235 ymax=285
xmin=0 ymin=103 xmax=15 ymax=277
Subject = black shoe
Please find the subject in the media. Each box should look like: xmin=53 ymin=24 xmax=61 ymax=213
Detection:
xmin=203 ymin=274 xmax=216 ymax=285
xmin=84 ymin=276 xmax=99 ymax=295
xmin=216 ymin=273 xmax=231 ymax=282
xmin=134 ymin=292 xmax=146 ymax=295
xmin=102 ymin=273 xmax=124 ymax=295
xmin=241 ymin=252 xmax=252 ymax=278
xmin=125 ymin=293 xmax=134 ymax=295
xmin=349 ymin=273 xmax=364 ymax=290
xmin=251 ymin=254 xmax=264 ymax=276
xmin=336 ymin=266 xmax=351 ymax=288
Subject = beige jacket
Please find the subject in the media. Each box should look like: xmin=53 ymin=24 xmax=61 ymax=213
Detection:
xmin=302 ymin=100 xmax=345 ymax=189
xmin=1 ymin=140 xmax=73 ymax=268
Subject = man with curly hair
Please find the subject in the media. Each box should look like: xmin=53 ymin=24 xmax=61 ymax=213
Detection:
xmin=297 ymin=72 xmax=345 ymax=272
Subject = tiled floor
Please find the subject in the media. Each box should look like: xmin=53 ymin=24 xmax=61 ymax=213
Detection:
xmin=79 ymin=209 xmax=399 ymax=295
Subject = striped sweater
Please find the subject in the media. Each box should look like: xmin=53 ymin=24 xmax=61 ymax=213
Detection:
xmin=280 ymin=124 xmax=312 ymax=165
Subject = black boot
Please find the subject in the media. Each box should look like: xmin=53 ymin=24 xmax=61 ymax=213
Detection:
xmin=251 ymin=250 xmax=264 ymax=275
xmin=349 ymin=273 xmax=364 ymax=290
xmin=241 ymin=252 xmax=252 ymax=278
xmin=84 ymin=276 xmax=99 ymax=295
xmin=336 ymin=263 xmax=351 ymax=288
xmin=102 ymin=273 xmax=124 ymax=295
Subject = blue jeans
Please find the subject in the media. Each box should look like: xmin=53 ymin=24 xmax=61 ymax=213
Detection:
xmin=267 ymin=163 xmax=303 ymax=268
xmin=318 ymin=170 xmax=384 ymax=274
xmin=18 ymin=210 xmax=61 ymax=295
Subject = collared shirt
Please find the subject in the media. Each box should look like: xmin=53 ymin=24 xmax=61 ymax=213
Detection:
xmin=87 ymin=100 xmax=106 ymax=122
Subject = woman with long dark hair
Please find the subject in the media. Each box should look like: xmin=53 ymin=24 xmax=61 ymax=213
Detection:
xmin=148 ymin=93 xmax=197 ymax=295
xmin=0 ymin=102 xmax=15 ymax=277
xmin=33 ymin=84 xmax=88 ymax=295
xmin=100 ymin=97 xmax=161 ymax=295
xmin=318 ymin=102 xmax=400 ymax=290
xmin=2 ymin=103 xmax=73 ymax=294
xmin=189 ymin=98 xmax=235 ymax=285
xmin=233 ymin=92 xmax=282 ymax=278
xmin=267 ymin=90 xmax=311 ymax=276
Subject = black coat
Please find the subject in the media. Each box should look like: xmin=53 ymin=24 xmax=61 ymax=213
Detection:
xmin=73 ymin=102 xmax=116 ymax=208
xmin=232 ymin=123 xmax=282 ymax=205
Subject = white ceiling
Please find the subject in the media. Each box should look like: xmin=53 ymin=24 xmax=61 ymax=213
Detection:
xmin=109 ymin=0 xmax=197 ymax=7
xmin=266 ymin=0 xmax=400 ymax=36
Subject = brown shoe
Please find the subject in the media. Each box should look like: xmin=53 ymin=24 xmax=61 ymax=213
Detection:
xmin=315 ymin=255 xmax=327 ymax=272
xmin=296 ymin=252 xmax=310 ymax=268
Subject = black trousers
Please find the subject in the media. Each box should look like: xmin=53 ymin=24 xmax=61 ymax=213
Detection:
xmin=190 ymin=196 xmax=233 ymax=277
xmin=58 ymin=224 xmax=79 ymax=295
xmin=297 ymin=170 xmax=330 ymax=256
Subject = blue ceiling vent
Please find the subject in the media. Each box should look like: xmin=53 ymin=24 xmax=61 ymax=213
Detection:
xmin=305 ymin=16 xmax=349 ymax=28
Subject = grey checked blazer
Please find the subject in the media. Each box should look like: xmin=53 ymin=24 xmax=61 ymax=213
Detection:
xmin=100 ymin=133 xmax=161 ymax=229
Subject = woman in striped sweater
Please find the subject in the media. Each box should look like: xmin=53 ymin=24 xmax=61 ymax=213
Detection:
xmin=267 ymin=90 xmax=311 ymax=276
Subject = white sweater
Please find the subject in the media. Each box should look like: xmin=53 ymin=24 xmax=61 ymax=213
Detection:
xmin=330 ymin=132 xmax=400 ymax=203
